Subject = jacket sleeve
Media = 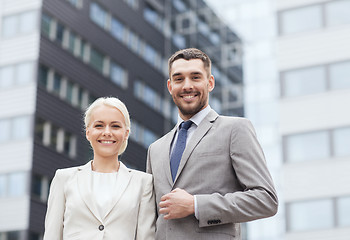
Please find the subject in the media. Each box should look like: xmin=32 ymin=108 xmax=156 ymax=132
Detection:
xmin=43 ymin=170 xmax=65 ymax=240
xmin=196 ymin=118 xmax=278 ymax=227
xmin=136 ymin=174 xmax=156 ymax=240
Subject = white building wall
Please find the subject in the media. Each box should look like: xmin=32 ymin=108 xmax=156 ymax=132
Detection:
xmin=278 ymin=26 xmax=350 ymax=70
xmin=277 ymin=0 xmax=350 ymax=239
xmin=0 ymin=198 xmax=31 ymax=230
xmin=0 ymin=0 xmax=42 ymax=234
xmin=206 ymin=0 xmax=350 ymax=239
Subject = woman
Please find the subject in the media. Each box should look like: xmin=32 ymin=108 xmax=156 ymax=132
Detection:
xmin=43 ymin=97 xmax=156 ymax=240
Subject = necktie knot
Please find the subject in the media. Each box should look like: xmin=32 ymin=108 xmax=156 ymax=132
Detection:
xmin=180 ymin=120 xmax=192 ymax=131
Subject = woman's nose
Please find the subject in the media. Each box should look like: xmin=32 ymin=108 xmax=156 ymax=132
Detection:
xmin=103 ymin=126 xmax=112 ymax=136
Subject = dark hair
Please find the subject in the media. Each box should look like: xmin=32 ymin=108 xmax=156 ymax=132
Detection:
xmin=168 ymin=48 xmax=211 ymax=77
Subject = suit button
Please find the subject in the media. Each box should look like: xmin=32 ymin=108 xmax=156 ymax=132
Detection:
xmin=99 ymin=225 xmax=104 ymax=231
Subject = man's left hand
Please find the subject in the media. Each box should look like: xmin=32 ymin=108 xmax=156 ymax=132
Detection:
xmin=159 ymin=188 xmax=194 ymax=220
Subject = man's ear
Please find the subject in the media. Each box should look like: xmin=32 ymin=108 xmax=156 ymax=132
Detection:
xmin=208 ymin=75 xmax=215 ymax=92
xmin=167 ymin=79 xmax=172 ymax=95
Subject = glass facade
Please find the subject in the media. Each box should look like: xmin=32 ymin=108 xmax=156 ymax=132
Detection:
xmin=284 ymin=126 xmax=350 ymax=163
xmin=281 ymin=60 xmax=350 ymax=97
xmin=288 ymin=196 xmax=350 ymax=232
xmin=279 ymin=0 xmax=350 ymax=35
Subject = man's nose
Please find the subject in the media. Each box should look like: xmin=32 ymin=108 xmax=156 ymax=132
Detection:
xmin=182 ymin=78 xmax=193 ymax=90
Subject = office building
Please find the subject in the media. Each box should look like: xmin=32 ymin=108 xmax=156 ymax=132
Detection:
xmin=206 ymin=0 xmax=350 ymax=239
xmin=0 ymin=0 xmax=243 ymax=239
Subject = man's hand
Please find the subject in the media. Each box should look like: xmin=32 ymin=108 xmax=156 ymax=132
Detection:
xmin=159 ymin=188 xmax=194 ymax=220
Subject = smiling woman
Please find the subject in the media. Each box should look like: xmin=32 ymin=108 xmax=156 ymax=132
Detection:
xmin=84 ymin=97 xmax=131 ymax=168
xmin=43 ymin=97 xmax=156 ymax=240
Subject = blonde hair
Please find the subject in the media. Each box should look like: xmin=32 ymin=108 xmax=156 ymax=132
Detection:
xmin=84 ymin=97 xmax=130 ymax=155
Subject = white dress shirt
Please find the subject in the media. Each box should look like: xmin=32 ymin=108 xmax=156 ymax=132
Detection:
xmin=91 ymin=170 xmax=118 ymax=218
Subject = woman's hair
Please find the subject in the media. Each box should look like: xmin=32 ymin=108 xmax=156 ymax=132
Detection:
xmin=84 ymin=97 xmax=130 ymax=155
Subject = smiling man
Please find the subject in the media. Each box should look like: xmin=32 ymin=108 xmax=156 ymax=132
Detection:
xmin=146 ymin=48 xmax=278 ymax=240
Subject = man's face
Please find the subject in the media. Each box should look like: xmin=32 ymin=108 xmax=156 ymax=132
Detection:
xmin=167 ymin=58 xmax=215 ymax=120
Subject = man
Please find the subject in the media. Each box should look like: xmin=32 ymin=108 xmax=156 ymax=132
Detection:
xmin=147 ymin=48 xmax=278 ymax=240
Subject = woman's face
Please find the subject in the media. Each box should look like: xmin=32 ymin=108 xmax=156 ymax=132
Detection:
xmin=86 ymin=105 xmax=129 ymax=160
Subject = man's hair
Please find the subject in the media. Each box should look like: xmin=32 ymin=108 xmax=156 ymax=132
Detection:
xmin=168 ymin=48 xmax=212 ymax=77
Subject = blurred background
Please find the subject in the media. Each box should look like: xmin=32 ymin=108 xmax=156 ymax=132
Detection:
xmin=0 ymin=0 xmax=349 ymax=239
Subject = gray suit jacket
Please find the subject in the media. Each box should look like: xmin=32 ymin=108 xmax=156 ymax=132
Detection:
xmin=147 ymin=110 xmax=278 ymax=240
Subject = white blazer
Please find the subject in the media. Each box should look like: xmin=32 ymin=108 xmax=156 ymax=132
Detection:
xmin=43 ymin=161 xmax=156 ymax=240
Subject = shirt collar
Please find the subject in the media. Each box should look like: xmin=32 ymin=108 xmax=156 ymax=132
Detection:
xmin=176 ymin=105 xmax=212 ymax=128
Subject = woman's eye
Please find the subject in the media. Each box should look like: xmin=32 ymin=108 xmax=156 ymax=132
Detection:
xmin=94 ymin=124 xmax=103 ymax=128
xmin=112 ymin=125 xmax=121 ymax=128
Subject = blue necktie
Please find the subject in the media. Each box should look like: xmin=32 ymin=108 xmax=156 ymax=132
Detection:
xmin=170 ymin=120 xmax=193 ymax=181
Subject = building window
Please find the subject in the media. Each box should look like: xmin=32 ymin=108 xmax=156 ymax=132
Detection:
xmin=143 ymin=5 xmax=164 ymax=32
xmin=0 ymin=119 xmax=11 ymax=142
xmin=284 ymin=126 xmax=350 ymax=163
xmin=284 ymin=131 xmax=330 ymax=162
xmin=31 ymin=174 xmax=50 ymax=202
xmin=172 ymin=34 xmax=186 ymax=49
xmin=134 ymin=81 xmax=168 ymax=118
xmin=281 ymin=60 xmax=350 ymax=97
xmin=35 ymin=118 xmax=77 ymax=158
xmin=52 ymin=72 xmax=63 ymax=96
xmin=12 ymin=116 xmax=31 ymax=140
xmin=279 ymin=5 xmax=323 ymax=35
xmin=89 ymin=48 xmax=104 ymax=73
xmin=0 ymin=116 xmax=31 ymax=143
xmin=173 ymin=0 xmax=187 ymax=12
xmin=123 ymin=0 xmax=138 ymax=10
xmin=29 ymin=231 xmax=43 ymax=240
xmin=0 ymin=175 xmax=7 ymax=197
xmin=281 ymin=66 xmax=326 ymax=97
xmin=89 ymin=2 xmax=165 ymax=74
xmin=325 ymin=0 xmax=350 ymax=27
xmin=0 ymin=172 xmax=28 ymax=198
xmin=41 ymin=13 xmax=52 ymax=38
xmin=337 ymin=196 xmax=350 ymax=227
xmin=0 ymin=62 xmax=35 ymax=89
xmin=38 ymin=65 xmax=94 ymax=110
xmin=279 ymin=0 xmax=350 ymax=35
xmin=1 ymin=11 xmax=38 ymax=38
xmin=130 ymin=120 xmax=158 ymax=148
xmin=287 ymin=196 xmax=350 ymax=232
xmin=287 ymin=199 xmax=334 ymax=231
xmin=329 ymin=61 xmax=350 ymax=90
xmin=65 ymin=0 xmax=83 ymax=9
xmin=110 ymin=62 xmax=128 ymax=89
xmin=111 ymin=17 xmax=126 ymax=42
xmin=90 ymin=2 xmax=108 ymax=29
xmin=333 ymin=127 xmax=350 ymax=157
xmin=68 ymin=31 xmax=78 ymax=55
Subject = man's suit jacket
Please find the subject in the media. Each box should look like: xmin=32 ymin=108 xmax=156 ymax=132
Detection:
xmin=147 ymin=110 xmax=278 ymax=240
xmin=43 ymin=161 xmax=155 ymax=240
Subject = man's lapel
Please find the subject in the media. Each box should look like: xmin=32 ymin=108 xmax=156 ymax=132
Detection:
xmin=77 ymin=161 xmax=103 ymax=222
xmin=173 ymin=110 xmax=219 ymax=184
xmin=163 ymin=127 xmax=177 ymax=186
